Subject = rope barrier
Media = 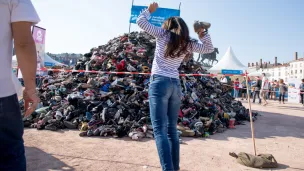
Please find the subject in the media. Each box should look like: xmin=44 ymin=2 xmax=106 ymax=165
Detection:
xmin=13 ymin=67 xmax=248 ymax=77
xmin=14 ymin=67 xmax=304 ymax=94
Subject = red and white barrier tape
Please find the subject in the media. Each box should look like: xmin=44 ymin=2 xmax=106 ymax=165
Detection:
xmin=13 ymin=67 xmax=250 ymax=77
xmin=15 ymin=67 xmax=304 ymax=94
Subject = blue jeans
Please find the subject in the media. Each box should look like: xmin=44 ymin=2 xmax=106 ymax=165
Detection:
xmin=234 ymin=89 xmax=239 ymax=98
xmin=0 ymin=94 xmax=26 ymax=171
xmin=253 ymin=91 xmax=261 ymax=103
xmin=149 ymin=75 xmax=181 ymax=171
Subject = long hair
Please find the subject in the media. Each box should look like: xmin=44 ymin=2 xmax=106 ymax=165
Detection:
xmin=279 ymin=79 xmax=284 ymax=84
xmin=162 ymin=17 xmax=192 ymax=58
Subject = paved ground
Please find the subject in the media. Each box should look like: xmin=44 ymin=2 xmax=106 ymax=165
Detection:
xmin=24 ymin=101 xmax=304 ymax=171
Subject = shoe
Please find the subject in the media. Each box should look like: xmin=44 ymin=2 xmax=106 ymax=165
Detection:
xmin=79 ymin=122 xmax=88 ymax=132
xmin=64 ymin=121 xmax=77 ymax=129
xmin=45 ymin=124 xmax=57 ymax=131
xmin=79 ymin=131 xmax=87 ymax=137
xmin=180 ymin=130 xmax=195 ymax=137
xmin=177 ymin=124 xmax=186 ymax=131
xmin=87 ymin=130 xmax=94 ymax=137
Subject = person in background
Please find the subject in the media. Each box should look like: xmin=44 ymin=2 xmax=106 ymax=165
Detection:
xmin=220 ymin=76 xmax=228 ymax=92
xmin=260 ymin=73 xmax=269 ymax=106
xmin=248 ymin=77 xmax=252 ymax=98
xmin=270 ymin=80 xmax=277 ymax=100
xmin=220 ymin=76 xmax=227 ymax=84
xmin=234 ymin=78 xmax=240 ymax=99
xmin=267 ymin=81 xmax=272 ymax=100
xmin=238 ymin=79 xmax=243 ymax=98
xmin=252 ymin=77 xmax=262 ymax=104
xmin=278 ymin=79 xmax=287 ymax=104
xmin=241 ymin=77 xmax=247 ymax=100
xmin=300 ymin=79 xmax=304 ymax=106
xmin=0 ymin=0 xmax=40 ymax=170
xmin=137 ymin=2 xmax=214 ymax=171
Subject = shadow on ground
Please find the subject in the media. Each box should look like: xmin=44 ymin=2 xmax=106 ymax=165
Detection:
xmin=272 ymin=105 xmax=304 ymax=111
xmin=26 ymin=147 xmax=75 ymax=171
xmin=48 ymin=153 xmax=161 ymax=170
xmin=259 ymin=164 xmax=304 ymax=171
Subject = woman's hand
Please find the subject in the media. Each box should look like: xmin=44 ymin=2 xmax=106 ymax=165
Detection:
xmin=148 ymin=2 xmax=158 ymax=13
xmin=23 ymin=88 xmax=40 ymax=118
xmin=198 ymin=28 xmax=207 ymax=39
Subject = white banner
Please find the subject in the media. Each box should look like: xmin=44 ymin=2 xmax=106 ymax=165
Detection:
xmin=287 ymin=78 xmax=302 ymax=103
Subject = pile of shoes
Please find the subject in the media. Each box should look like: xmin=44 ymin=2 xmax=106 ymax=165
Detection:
xmin=21 ymin=31 xmax=258 ymax=140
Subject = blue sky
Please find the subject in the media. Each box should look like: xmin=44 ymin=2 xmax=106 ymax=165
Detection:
xmin=31 ymin=0 xmax=304 ymax=65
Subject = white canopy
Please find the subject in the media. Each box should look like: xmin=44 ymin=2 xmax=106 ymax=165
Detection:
xmin=44 ymin=54 xmax=67 ymax=67
xmin=12 ymin=54 xmax=66 ymax=67
xmin=209 ymin=46 xmax=247 ymax=73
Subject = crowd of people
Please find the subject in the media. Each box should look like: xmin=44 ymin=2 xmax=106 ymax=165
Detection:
xmin=221 ymin=75 xmax=304 ymax=106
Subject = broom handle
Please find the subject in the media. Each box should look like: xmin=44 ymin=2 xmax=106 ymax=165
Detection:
xmin=246 ymin=75 xmax=257 ymax=156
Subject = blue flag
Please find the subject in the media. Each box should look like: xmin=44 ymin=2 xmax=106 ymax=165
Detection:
xmin=130 ymin=5 xmax=180 ymax=27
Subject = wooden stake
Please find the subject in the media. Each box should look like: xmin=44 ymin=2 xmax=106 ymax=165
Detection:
xmin=245 ymin=73 xmax=257 ymax=156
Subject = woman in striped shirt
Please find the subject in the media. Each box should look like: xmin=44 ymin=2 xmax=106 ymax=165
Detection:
xmin=137 ymin=2 xmax=214 ymax=171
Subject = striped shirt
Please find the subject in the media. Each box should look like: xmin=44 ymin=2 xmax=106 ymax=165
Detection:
xmin=136 ymin=9 xmax=214 ymax=78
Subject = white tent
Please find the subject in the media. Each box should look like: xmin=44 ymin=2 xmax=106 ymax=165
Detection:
xmin=12 ymin=54 xmax=66 ymax=67
xmin=44 ymin=54 xmax=67 ymax=67
xmin=209 ymin=46 xmax=247 ymax=73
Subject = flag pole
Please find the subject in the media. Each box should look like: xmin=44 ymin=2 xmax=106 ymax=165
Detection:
xmin=129 ymin=0 xmax=135 ymax=33
xmin=245 ymin=71 xmax=257 ymax=156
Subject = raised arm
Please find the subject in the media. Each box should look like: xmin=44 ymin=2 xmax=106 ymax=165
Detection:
xmin=188 ymin=34 xmax=214 ymax=54
xmin=136 ymin=3 xmax=165 ymax=38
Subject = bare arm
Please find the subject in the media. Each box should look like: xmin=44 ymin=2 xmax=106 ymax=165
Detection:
xmin=12 ymin=22 xmax=37 ymax=90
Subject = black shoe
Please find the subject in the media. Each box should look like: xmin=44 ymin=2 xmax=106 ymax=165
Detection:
xmin=45 ymin=124 xmax=57 ymax=131
xmin=64 ymin=121 xmax=77 ymax=129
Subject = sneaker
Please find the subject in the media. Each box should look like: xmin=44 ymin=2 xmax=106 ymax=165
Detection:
xmin=64 ymin=121 xmax=77 ymax=129
xmin=45 ymin=124 xmax=57 ymax=131
xmin=79 ymin=131 xmax=87 ymax=137
xmin=180 ymin=130 xmax=195 ymax=137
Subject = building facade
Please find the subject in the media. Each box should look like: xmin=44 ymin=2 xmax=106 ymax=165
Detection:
xmin=248 ymin=52 xmax=304 ymax=82
xmin=289 ymin=57 xmax=304 ymax=79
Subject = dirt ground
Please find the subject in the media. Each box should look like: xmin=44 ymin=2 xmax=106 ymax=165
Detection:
xmin=24 ymin=101 xmax=304 ymax=171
